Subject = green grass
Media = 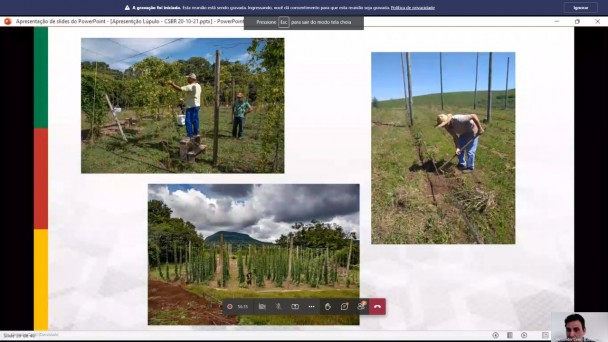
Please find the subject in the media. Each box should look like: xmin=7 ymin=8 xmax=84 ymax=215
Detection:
xmin=81 ymin=106 xmax=284 ymax=173
xmin=149 ymin=264 xmax=185 ymax=282
xmin=188 ymin=285 xmax=360 ymax=325
xmin=378 ymin=89 xmax=515 ymax=109
xmin=372 ymin=91 xmax=515 ymax=244
xmin=149 ymin=262 xmax=360 ymax=325
xmin=149 ymin=264 xmax=360 ymax=290
xmin=149 ymin=308 xmax=187 ymax=325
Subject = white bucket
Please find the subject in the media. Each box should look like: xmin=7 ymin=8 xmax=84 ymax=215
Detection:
xmin=177 ymin=115 xmax=185 ymax=126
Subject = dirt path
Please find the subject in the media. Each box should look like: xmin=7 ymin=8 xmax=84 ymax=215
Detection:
xmin=409 ymin=130 xmax=480 ymax=243
xmin=148 ymin=280 xmax=237 ymax=325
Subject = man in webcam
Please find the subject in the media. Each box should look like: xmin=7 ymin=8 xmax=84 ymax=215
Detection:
xmin=559 ymin=314 xmax=595 ymax=342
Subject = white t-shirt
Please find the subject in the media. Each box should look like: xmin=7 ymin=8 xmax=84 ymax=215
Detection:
xmin=446 ymin=114 xmax=478 ymax=136
xmin=181 ymin=83 xmax=201 ymax=108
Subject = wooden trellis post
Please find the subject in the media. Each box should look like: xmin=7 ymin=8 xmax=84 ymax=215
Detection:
xmin=504 ymin=57 xmax=510 ymax=110
xmin=440 ymin=52 xmax=444 ymax=110
xmin=213 ymin=50 xmax=221 ymax=167
xmin=345 ymin=238 xmax=353 ymax=287
xmin=487 ymin=52 xmax=493 ymax=123
xmin=400 ymin=52 xmax=409 ymax=117
xmin=474 ymin=52 xmax=479 ymax=109
xmin=406 ymin=53 xmax=414 ymax=126
xmin=104 ymin=94 xmax=127 ymax=142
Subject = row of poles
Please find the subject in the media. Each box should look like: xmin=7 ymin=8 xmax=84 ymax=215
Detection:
xmin=400 ymin=52 xmax=512 ymax=126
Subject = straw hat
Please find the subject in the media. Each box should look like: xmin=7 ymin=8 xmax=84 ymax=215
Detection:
xmin=435 ymin=113 xmax=453 ymax=128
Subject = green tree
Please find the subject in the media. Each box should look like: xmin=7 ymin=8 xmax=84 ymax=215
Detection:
xmin=148 ymin=200 xmax=172 ymax=224
xmin=177 ymin=57 xmax=213 ymax=83
xmin=147 ymin=200 xmax=204 ymax=265
xmin=81 ymin=69 xmax=120 ymax=139
xmin=128 ymin=57 xmax=182 ymax=118
xmin=248 ymin=38 xmax=285 ymax=172
xmin=237 ymin=252 xmax=245 ymax=284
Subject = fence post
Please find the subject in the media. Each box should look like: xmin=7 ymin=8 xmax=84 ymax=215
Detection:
xmin=213 ymin=50 xmax=221 ymax=166
xmin=504 ymin=57 xmax=510 ymax=110
xmin=474 ymin=52 xmax=479 ymax=109
xmin=406 ymin=52 xmax=414 ymax=126
xmin=486 ymin=52 xmax=493 ymax=123
xmin=440 ymin=52 xmax=444 ymax=110
xmin=400 ymin=53 xmax=409 ymax=120
xmin=231 ymin=77 xmax=235 ymax=124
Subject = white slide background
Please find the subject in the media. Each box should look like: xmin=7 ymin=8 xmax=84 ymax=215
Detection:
xmin=48 ymin=26 xmax=574 ymax=333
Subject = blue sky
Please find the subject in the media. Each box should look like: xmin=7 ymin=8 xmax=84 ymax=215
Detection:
xmin=81 ymin=38 xmax=254 ymax=71
xmin=372 ymin=52 xmax=516 ymax=100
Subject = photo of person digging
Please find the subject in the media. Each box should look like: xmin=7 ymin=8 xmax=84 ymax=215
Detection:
xmin=435 ymin=113 xmax=485 ymax=173
xmin=372 ymin=52 xmax=514 ymax=244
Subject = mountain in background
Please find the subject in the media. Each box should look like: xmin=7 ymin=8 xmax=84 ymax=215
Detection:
xmin=205 ymin=231 xmax=271 ymax=246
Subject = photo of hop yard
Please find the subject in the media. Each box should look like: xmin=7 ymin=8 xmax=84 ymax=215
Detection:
xmin=147 ymin=184 xmax=360 ymax=325
xmin=81 ymin=38 xmax=284 ymax=174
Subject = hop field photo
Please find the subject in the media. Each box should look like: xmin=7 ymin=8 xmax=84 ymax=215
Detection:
xmin=81 ymin=38 xmax=284 ymax=173
xmin=372 ymin=52 xmax=515 ymax=244
xmin=147 ymin=184 xmax=360 ymax=325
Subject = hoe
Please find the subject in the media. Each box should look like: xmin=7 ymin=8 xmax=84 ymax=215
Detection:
xmin=437 ymin=134 xmax=479 ymax=174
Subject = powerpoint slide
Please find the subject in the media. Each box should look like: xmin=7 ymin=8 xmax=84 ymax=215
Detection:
xmin=80 ymin=38 xmax=285 ymax=174
xmin=371 ymin=52 xmax=515 ymax=244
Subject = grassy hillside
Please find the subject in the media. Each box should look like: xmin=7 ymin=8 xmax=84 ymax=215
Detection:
xmin=378 ymin=89 xmax=515 ymax=110
xmin=372 ymin=90 xmax=515 ymax=244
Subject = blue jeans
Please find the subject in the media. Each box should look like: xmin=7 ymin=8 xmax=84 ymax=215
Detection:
xmin=185 ymin=106 xmax=200 ymax=138
xmin=457 ymin=133 xmax=479 ymax=169
xmin=232 ymin=116 xmax=244 ymax=138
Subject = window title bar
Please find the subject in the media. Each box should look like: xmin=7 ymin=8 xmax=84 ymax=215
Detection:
xmin=0 ymin=0 xmax=605 ymax=16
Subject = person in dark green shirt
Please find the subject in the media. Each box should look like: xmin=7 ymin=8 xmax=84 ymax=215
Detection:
xmin=232 ymin=92 xmax=253 ymax=139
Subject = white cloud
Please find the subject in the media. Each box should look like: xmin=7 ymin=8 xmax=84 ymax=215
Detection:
xmin=149 ymin=186 xmax=260 ymax=229
xmin=225 ymin=52 xmax=250 ymax=63
xmin=328 ymin=214 xmax=361 ymax=238
xmin=148 ymin=185 xmax=360 ymax=243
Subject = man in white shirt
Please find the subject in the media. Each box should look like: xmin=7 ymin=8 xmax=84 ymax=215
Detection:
xmin=435 ymin=113 xmax=484 ymax=173
xmin=167 ymin=73 xmax=201 ymax=139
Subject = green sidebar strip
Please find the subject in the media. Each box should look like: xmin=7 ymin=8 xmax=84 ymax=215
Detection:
xmin=34 ymin=27 xmax=48 ymax=128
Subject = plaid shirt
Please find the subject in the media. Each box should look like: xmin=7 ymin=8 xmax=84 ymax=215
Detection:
xmin=234 ymin=101 xmax=252 ymax=118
